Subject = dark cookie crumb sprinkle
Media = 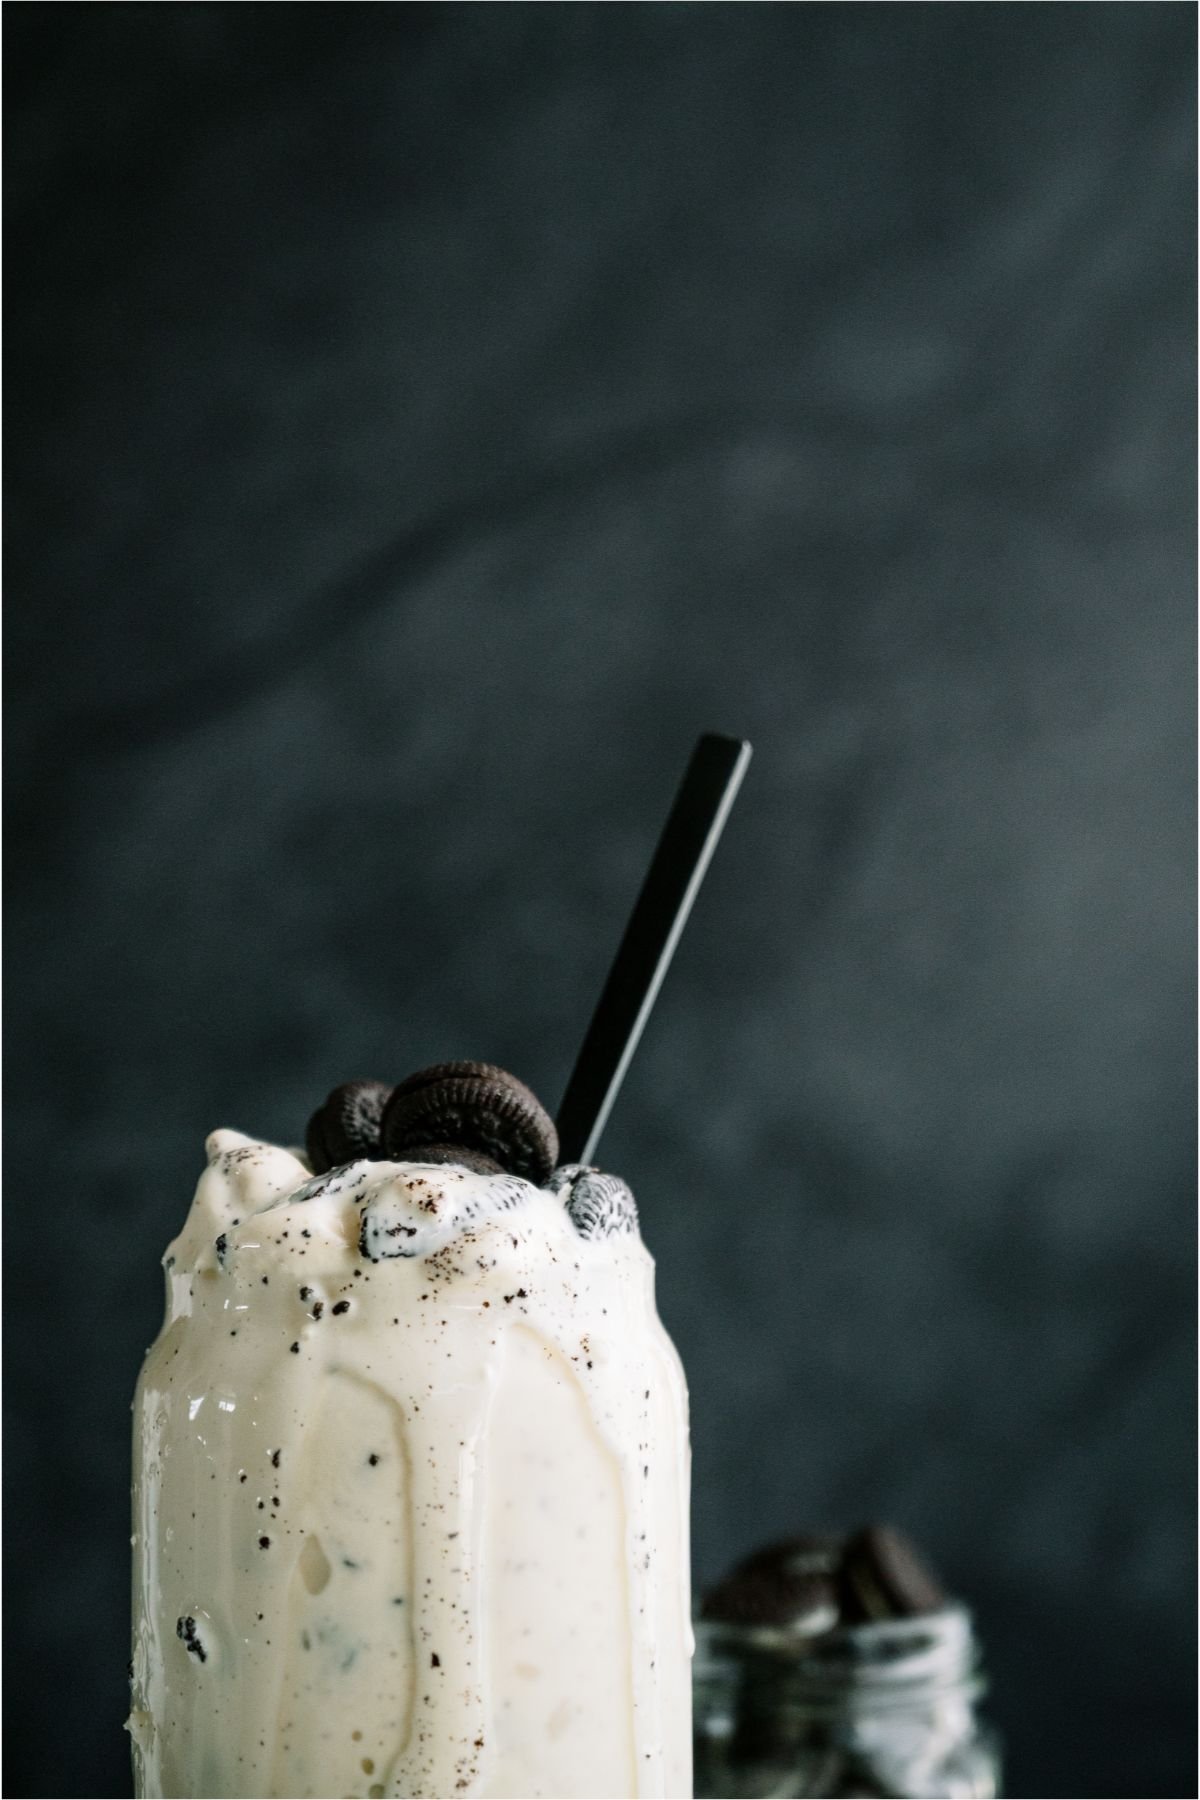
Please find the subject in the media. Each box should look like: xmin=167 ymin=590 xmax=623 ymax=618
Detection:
xmin=176 ymin=1616 xmax=207 ymax=1662
xmin=332 ymin=1300 xmax=351 ymax=1315
xmin=289 ymin=1342 xmax=300 ymax=1353
xmin=259 ymin=1536 xmax=271 ymax=1548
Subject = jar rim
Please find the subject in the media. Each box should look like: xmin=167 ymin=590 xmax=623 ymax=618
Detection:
xmin=695 ymin=1603 xmax=981 ymax=1700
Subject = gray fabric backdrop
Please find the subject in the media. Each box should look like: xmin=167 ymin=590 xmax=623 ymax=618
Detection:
xmin=6 ymin=6 xmax=1195 ymax=1796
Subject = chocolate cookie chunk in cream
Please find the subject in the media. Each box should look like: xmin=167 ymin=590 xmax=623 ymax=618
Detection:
xmin=129 ymin=1134 xmax=692 ymax=1799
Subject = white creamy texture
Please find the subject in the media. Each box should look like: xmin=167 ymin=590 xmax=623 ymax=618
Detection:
xmin=130 ymin=1134 xmax=692 ymax=1799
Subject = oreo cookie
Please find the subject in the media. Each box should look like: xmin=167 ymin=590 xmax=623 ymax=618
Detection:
xmin=381 ymin=1063 xmax=558 ymax=1185
xmin=702 ymin=1534 xmax=842 ymax=1633
xmin=841 ymin=1524 xmax=946 ymax=1620
xmin=306 ymin=1081 xmax=393 ymax=1175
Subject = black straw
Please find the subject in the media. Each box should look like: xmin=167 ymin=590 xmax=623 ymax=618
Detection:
xmin=556 ymin=732 xmax=752 ymax=1165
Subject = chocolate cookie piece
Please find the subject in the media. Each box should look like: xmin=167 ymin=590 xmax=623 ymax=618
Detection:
xmin=175 ymin=1616 xmax=208 ymax=1663
xmin=381 ymin=1064 xmax=558 ymax=1185
xmin=841 ymin=1524 xmax=946 ymax=1620
xmin=549 ymin=1165 xmax=639 ymax=1239
xmin=306 ymin=1080 xmax=393 ymax=1174
xmin=396 ymin=1142 xmax=503 ymax=1177
xmin=703 ymin=1534 xmax=843 ymax=1634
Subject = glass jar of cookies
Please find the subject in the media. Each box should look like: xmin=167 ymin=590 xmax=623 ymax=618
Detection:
xmin=693 ymin=1527 xmax=1001 ymax=1799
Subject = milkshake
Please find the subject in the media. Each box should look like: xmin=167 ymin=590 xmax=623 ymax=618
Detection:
xmin=130 ymin=1066 xmax=693 ymax=1799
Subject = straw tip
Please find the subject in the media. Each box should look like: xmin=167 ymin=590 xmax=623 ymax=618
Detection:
xmin=696 ymin=732 xmax=753 ymax=771
xmin=699 ymin=731 xmax=752 ymax=752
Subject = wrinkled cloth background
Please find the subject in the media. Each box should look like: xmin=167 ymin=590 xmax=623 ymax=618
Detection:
xmin=5 ymin=6 xmax=1195 ymax=1797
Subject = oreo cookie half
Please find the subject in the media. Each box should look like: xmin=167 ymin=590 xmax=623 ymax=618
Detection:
xmin=306 ymin=1081 xmax=393 ymax=1175
xmin=841 ymin=1524 xmax=946 ymax=1620
xmin=381 ymin=1064 xmax=558 ymax=1186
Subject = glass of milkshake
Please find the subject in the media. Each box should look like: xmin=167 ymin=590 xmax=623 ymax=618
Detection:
xmin=130 ymin=1069 xmax=692 ymax=1798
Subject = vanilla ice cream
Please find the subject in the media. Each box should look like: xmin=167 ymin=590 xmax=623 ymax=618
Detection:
xmin=129 ymin=1133 xmax=692 ymax=1798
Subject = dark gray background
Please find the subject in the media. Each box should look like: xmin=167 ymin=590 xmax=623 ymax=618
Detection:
xmin=5 ymin=6 xmax=1195 ymax=1797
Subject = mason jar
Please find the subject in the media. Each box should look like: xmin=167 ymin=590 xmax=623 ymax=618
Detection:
xmin=693 ymin=1603 xmax=1001 ymax=1798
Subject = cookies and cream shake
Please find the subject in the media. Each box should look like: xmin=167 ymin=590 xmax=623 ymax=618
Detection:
xmin=129 ymin=1066 xmax=693 ymax=1799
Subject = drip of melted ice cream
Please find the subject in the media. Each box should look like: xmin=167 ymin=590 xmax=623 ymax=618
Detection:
xmin=129 ymin=1134 xmax=692 ymax=1799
